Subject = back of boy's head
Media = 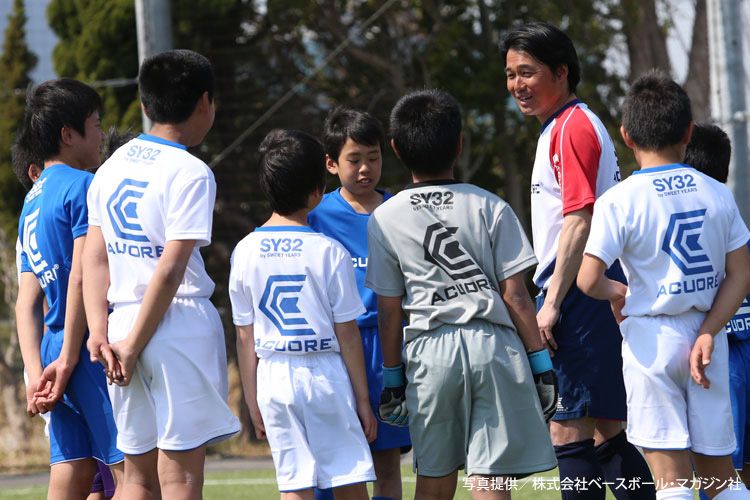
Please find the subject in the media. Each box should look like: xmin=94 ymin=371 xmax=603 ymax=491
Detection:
xmin=258 ymin=129 xmax=326 ymax=215
xmin=501 ymin=21 xmax=581 ymax=94
xmin=389 ymin=89 xmax=462 ymax=175
xmin=138 ymin=49 xmax=214 ymax=124
xmin=22 ymin=78 xmax=102 ymax=163
xmin=102 ymin=127 xmax=137 ymax=162
xmin=685 ymin=122 xmax=731 ymax=183
xmin=323 ymin=107 xmax=385 ymax=160
xmin=622 ymin=69 xmax=692 ymax=151
xmin=11 ymin=138 xmax=42 ymax=191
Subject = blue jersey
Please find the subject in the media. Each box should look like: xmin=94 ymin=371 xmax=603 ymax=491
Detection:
xmin=308 ymin=188 xmax=390 ymax=328
xmin=727 ymin=242 xmax=750 ymax=342
xmin=18 ymin=164 xmax=93 ymax=332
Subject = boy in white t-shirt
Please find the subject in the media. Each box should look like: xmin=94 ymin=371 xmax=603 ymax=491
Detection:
xmin=82 ymin=50 xmax=240 ymax=498
xmin=578 ymin=70 xmax=750 ymax=500
xmin=229 ymin=129 xmax=376 ymax=499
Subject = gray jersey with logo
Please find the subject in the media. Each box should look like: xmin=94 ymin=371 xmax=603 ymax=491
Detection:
xmin=365 ymin=181 xmax=537 ymax=343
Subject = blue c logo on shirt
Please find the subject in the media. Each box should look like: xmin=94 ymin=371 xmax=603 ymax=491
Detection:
xmin=259 ymin=275 xmax=315 ymax=336
xmin=107 ymin=179 xmax=150 ymax=242
xmin=661 ymin=209 xmax=714 ymax=275
xmin=22 ymin=208 xmax=48 ymax=273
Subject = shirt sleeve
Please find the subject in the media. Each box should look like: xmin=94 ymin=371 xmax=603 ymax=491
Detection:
xmin=228 ymin=245 xmax=255 ymax=326
xmin=87 ymin=175 xmax=102 ymax=227
xmin=67 ymin=174 xmax=93 ymax=239
xmin=727 ymin=201 xmax=750 ymax=252
xmin=552 ymin=110 xmax=601 ymax=215
xmin=364 ymin=216 xmax=405 ymax=297
xmin=165 ymin=173 xmax=216 ymax=246
xmin=327 ymin=247 xmax=366 ymax=323
xmin=583 ymin=195 xmax=625 ymax=267
xmin=491 ymin=204 xmax=538 ymax=281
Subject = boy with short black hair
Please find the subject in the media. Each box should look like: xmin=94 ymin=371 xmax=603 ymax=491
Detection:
xmin=309 ymin=107 xmax=411 ymax=500
xmin=230 ymin=128 xmax=376 ymax=499
xmin=366 ymin=89 xmax=557 ymax=500
xmin=578 ymin=71 xmax=750 ymax=500
xmin=15 ymin=78 xmax=124 ymax=499
xmin=83 ymin=49 xmax=240 ymax=499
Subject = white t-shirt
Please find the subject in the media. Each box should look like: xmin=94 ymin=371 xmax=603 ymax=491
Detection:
xmin=228 ymin=226 xmax=365 ymax=357
xmin=585 ymin=164 xmax=749 ymax=317
xmin=87 ymin=134 xmax=216 ymax=305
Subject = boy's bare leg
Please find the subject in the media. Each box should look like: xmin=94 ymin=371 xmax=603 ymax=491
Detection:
xmin=692 ymin=452 xmax=744 ymax=498
xmin=415 ymin=470 xmax=458 ymax=500
xmin=467 ymin=476 xmax=511 ymax=500
xmin=593 ymin=419 xmax=625 ymax=445
xmin=49 ymin=458 xmax=98 ymax=500
xmin=109 ymin=462 xmax=124 ymax=500
xmin=373 ymin=448 xmax=403 ymax=499
xmin=158 ymin=447 xmax=205 ymax=500
xmin=333 ymin=482 xmax=369 ymax=500
xmin=122 ymin=450 xmax=160 ymax=500
xmin=740 ymin=468 xmax=750 ymax=488
xmin=642 ymin=449 xmax=693 ymax=491
xmin=282 ymin=489 xmax=314 ymax=500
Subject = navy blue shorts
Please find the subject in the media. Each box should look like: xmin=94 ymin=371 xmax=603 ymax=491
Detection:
xmin=537 ymin=263 xmax=628 ymax=421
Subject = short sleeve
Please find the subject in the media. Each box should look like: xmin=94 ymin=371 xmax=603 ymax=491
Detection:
xmin=553 ymin=110 xmax=601 ymax=215
xmin=364 ymin=216 xmax=405 ymax=296
xmin=727 ymin=201 xmax=750 ymax=253
xmin=87 ymin=174 xmax=102 ymax=227
xmin=165 ymin=173 xmax=216 ymax=246
xmin=584 ymin=195 xmax=625 ymax=267
xmin=67 ymin=174 xmax=93 ymax=239
xmin=491 ymin=204 xmax=538 ymax=281
xmin=327 ymin=247 xmax=366 ymax=322
xmin=228 ymin=246 xmax=255 ymax=326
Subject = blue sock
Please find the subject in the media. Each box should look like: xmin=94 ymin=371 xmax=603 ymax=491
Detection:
xmin=555 ymin=438 xmax=607 ymax=500
xmin=314 ymin=488 xmax=334 ymax=500
xmin=372 ymin=497 xmax=396 ymax=500
xmin=595 ymin=431 xmax=656 ymax=499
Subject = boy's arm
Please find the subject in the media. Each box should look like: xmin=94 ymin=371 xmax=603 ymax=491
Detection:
xmin=378 ymin=295 xmax=404 ymax=368
xmin=691 ymin=245 xmax=750 ymax=388
xmin=498 ymin=272 xmax=544 ymax=352
xmin=35 ymin=236 xmax=87 ymax=406
xmin=16 ymin=272 xmax=46 ymax=416
xmin=111 ymin=238 xmax=197 ymax=386
xmin=335 ymin=319 xmax=376 ymax=442
xmin=235 ymin=324 xmax=265 ymax=439
xmin=577 ymin=254 xmax=628 ymax=323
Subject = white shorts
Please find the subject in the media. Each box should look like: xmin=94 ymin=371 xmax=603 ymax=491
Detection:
xmin=620 ymin=311 xmax=735 ymax=455
xmin=108 ymin=297 xmax=240 ymax=454
xmin=257 ymin=352 xmax=375 ymax=491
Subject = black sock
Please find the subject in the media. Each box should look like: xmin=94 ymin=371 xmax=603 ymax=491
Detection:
xmin=595 ymin=430 xmax=656 ymax=499
xmin=555 ymin=438 xmax=607 ymax=499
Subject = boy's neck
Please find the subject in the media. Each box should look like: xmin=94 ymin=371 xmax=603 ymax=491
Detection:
xmin=44 ymin=154 xmax=81 ymax=170
xmin=634 ymin=144 xmax=686 ymax=171
xmin=147 ymin=123 xmax=197 ymax=148
xmin=264 ymin=210 xmax=310 ymax=228
xmin=339 ymin=187 xmax=383 ymax=214
xmin=411 ymin=168 xmax=455 ymax=184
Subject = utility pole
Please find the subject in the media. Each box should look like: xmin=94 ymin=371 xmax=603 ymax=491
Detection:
xmin=708 ymin=0 xmax=749 ymax=223
xmin=135 ymin=0 xmax=173 ymax=132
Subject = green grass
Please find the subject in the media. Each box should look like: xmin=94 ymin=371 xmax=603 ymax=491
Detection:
xmin=0 ymin=466 xmax=643 ymax=499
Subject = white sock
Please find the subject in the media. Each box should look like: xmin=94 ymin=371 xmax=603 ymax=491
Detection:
xmin=655 ymin=486 xmax=693 ymax=500
xmin=715 ymin=484 xmax=750 ymax=499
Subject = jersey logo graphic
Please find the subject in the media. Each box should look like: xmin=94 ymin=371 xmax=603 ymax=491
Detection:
xmin=23 ymin=208 xmax=48 ymax=273
xmin=661 ymin=209 xmax=713 ymax=275
xmin=107 ymin=179 xmax=150 ymax=242
xmin=422 ymin=223 xmax=483 ymax=280
xmin=259 ymin=275 xmax=315 ymax=336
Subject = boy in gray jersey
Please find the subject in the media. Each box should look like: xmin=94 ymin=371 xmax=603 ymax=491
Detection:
xmin=365 ymin=89 xmax=557 ymax=500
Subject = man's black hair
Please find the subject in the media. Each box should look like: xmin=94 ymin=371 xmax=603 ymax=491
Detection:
xmin=11 ymin=139 xmax=42 ymax=191
xmin=102 ymin=127 xmax=137 ymax=163
xmin=685 ymin=123 xmax=731 ymax=183
xmin=138 ymin=49 xmax=214 ymax=124
xmin=622 ymin=69 xmax=692 ymax=151
xmin=323 ymin=107 xmax=385 ymax=161
xmin=258 ymin=129 xmax=326 ymax=215
xmin=21 ymin=78 xmax=102 ymax=162
xmin=389 ymin=89 xmax=462 ymax=175
xmin=502 ymin=22 xmax=581 ymax=94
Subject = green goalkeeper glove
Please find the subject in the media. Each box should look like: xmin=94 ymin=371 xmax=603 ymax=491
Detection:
xmin=379 ymin=364 xmax=408 ymax=427
xmin=528 ymin=349 xmax=558 ymax=422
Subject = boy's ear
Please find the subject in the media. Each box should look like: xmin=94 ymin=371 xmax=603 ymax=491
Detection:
xmin=555 ymin=64 xmax=569 ymax=82
xmin=681 ymin=121 xmax=693 ymax=145
xmin=27 ymin=164 xmax=43 ymax=183
xmin=620 ymin=125 xmax=635 ymax=149
xmin=60 ymin=125 xmax=75 ymax=147
xmin=390 ymin=138 xmax=402 ymax=160
xmin=325 ymin=154 xmax=338 ymax=175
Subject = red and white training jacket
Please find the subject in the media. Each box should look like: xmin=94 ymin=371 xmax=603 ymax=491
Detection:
xmin=530 ymin=99 xmax=621 ymax=289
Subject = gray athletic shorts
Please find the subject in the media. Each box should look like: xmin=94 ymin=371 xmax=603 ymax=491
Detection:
xmin=404 ymin=319 xmax=557 ymax=477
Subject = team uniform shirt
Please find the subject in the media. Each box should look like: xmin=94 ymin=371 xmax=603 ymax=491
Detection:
xmin=19 ymin=164 xmax=92 ymax=332
xmin=308 ymin=188 xmax=391 ymax=328
xmin=365 ymin=181 xmax=537 ymax=343
xmin=585 ymin=164 xmax=750 ymax=317
xmin=530 ymin=99 xmax=621 ymax=289
xmin=228 ymin=226 xmax=366 ymax=356
xmin=727 ymin=243 xmax=750 ymax=341
xmin=87 ymin=134 xmax=216 ymax=305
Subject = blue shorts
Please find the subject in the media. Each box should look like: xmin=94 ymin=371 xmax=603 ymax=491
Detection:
xmin=41 ymin=329 xmax=123 ymax=465
xmin=537 ymin=263 xmax=628 ymax=421
xmin=729 ymin=338 xmax=750 ymax=469
xmin=360 ymin=325 xmax=411 ymax=452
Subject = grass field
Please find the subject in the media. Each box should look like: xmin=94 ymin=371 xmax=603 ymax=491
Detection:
xmin=0 ymin=466 xmax=665 ymax=499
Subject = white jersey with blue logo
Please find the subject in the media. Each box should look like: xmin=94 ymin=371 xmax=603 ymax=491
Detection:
xmin=87 ymin=134 xmax=216 ymax=305
xmin=228 ymin=226 xmax=365 ymax=357
xmin=19 ymin=164 xmax=93 ymax=332
xmin=585 ymin=164 xmax=750 ymax=317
